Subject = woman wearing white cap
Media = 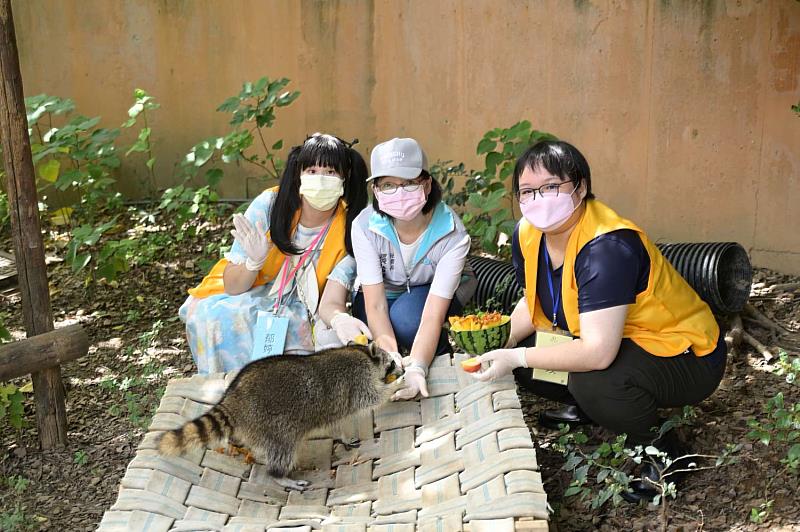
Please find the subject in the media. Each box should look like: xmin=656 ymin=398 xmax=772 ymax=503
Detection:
xmin=349 ymin=137 xmax=477 ymax=400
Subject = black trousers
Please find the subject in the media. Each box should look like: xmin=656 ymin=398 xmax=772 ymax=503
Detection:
xmin=514 ymin=335 xmax=726 ymax=444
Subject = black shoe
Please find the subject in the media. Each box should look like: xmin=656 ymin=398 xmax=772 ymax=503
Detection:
xmin=621 ymin=431 xmax=691 ymax=504
xmin=620 ymin=461 xmax=661 ymax=503
xmin=537 ymin=404 xmax=593 ymax=430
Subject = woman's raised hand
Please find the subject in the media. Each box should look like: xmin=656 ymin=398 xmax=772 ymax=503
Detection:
xmin=231 ymin=213 xmax=269 ymax=271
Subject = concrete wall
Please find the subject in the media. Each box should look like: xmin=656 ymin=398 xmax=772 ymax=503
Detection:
xmin=12 ymin=0 xmax=800 ymax=273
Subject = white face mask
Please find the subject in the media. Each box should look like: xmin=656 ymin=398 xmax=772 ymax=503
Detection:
xmin=299 ymin=173 xmax=344 ymax=211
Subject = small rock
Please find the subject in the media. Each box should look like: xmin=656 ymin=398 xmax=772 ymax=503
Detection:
xmin=184 ymin=260 xmax=195 ymax=269
xmin=90 ymin=477 xmax=101 ymax=486
xmin=13 ymin=446 xmax=27 ymax=459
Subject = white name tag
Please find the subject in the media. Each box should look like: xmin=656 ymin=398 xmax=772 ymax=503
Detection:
xmin=532 ymin=330 xmax=572 ymax=386
xmin=251 ymin=311 xmax=289 ymax=361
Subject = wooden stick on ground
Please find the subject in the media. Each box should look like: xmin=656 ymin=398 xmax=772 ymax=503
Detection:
xmin=742 ymin=331 xmax=773 ymax=361
xmin=766 ymin=281 xmax=800 ymax=293
xmin=743 ymin=303 xmax=788 ymax=335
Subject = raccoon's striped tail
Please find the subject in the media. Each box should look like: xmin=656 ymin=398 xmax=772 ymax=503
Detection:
xmin=157 ymin=405 xmax=232 ymax=456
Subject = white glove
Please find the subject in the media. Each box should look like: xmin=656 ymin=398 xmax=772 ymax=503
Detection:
xmin=330 ymin=313 xmax=373 ymax=345
xmin=473 ymin=347 xmax=527 ymax=382
xmin=230 ymin=213 xmax=269 ymax=271
xmin=392 ymin=366 xmax=429 ymax=401
xmin=388 ymin=351 xmax=404 ymax=369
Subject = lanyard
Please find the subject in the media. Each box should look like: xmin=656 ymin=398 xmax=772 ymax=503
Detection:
xmin=272 ymin=217 xmax=332 ymax=313
xmin=542 ymin=240 xmax=561 ymax=330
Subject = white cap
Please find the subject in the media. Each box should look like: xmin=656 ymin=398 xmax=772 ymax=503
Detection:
xmin=367 ymin=137 xmax=428 ymax=182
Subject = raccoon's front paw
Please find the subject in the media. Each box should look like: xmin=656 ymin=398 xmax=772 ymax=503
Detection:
xmin=273 ymin=477 xmax=310 ymax=492
xmin=337 ymin=437 xmax=361 ymax=450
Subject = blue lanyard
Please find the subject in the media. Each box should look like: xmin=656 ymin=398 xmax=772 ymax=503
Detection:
xmin=542 ymin=241 xmax=560 ymax=330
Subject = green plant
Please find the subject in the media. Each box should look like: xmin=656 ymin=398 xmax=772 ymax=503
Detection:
xmin=747 ymin=394 xmax=800 ymax=455
xmin=750 ymin=499 xmax=774 ymax=524
xmin=0 ymin=475 xmax=38 ymax=531
xmin=555 ymin=409 xmax=739 ymax=532
xmin=73 ymin=450 xmax=89 ymax=466
xmin=437 ymin=121 xmax=557 ymax=257
xmin=26 ymin=94 xmax=121 ymax=224
xmin=0 ymin=384 xmax=25 ymax=432
xmin=744 ymin=353 xmax=799 ymax=523
xmin=0 ymin=188 xmax=10 ymax=233
xmin=0 ymin=503 xmax=36 ymax=532
xmin=122 ymin=88 xmax=160 ymax=196
xmin=23 ymin=94 xmax=138 ymax=286
xmin=182 ymin=76 xmax=299 ymax=188
xmin=433 ymin=160 xmax=473 ymax=208
xmin=101 ymin=321 xmax=168 ymax=430
xmin=0 ymin=312 xmax=11 ymax=343
xmin=747 ymin=392 xmax=800 ymax=476
xmin=773 ymin=350 xmax=800 ymax=384
xmin=792 ymin=101 xmax=800 ymax=116
xmin=156 ymin=183 xmax=223 ymax=238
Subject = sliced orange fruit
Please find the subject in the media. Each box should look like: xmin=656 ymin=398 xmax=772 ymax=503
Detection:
xmin=461 ymin=357 xmax=482 ymax=373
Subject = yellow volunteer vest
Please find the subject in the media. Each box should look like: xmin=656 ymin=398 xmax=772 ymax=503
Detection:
xmin=188 ymin=187 xmax=348 ymax=299
xmin=519 ymin=199 xmax=719 ymax=357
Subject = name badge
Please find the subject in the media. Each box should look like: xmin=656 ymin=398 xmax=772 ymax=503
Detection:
xmin=251 ymin=310 xmax=289 ymax=361
xmin=532 ymin=329 xmax=572 ymax=386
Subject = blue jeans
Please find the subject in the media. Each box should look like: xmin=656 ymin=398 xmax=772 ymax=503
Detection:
xmin=353 ymin=284 xmax=462 ymax=355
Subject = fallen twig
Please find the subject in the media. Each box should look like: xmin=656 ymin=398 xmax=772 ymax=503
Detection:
xmin=765 ymin=281 xmax=800 ymax=293
xmin=744 ymin=303 xmax=788 ymax=335
xmin=742 ymin=331 xmax=773 ymax=360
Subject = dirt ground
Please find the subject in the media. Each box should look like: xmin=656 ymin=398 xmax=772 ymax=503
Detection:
xmin=0 ymin=214 xmax=798 ymax=532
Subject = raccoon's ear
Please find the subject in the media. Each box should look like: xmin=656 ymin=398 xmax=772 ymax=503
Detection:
xmin=368 ymin=341 xmax=381 ymax=360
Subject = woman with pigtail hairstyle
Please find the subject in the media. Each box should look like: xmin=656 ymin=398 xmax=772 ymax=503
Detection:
xmin=180 ymin=133 xmax=371 ymax=374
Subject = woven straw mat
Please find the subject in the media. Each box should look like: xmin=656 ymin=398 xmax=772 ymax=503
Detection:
xmin=98 ymin=353 xmax=550 ymax=531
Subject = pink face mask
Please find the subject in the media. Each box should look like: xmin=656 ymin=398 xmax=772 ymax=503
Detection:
xmin=375 ymin=187 xmax=427 ymax=221
xmin=520 ymin=187 xmax=580 ymax=232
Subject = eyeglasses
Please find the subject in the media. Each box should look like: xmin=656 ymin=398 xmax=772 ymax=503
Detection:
xmin=515 ymin=180 xmax=574 ymax=204
xmin=373 ymin=178 xmax=427 ymax=195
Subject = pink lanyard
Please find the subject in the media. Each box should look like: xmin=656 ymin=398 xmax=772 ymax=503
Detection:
xmin=272 ymin=217 xmax=332 ymax=313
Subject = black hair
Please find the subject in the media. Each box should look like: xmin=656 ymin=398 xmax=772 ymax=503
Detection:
xmin=371 ymin=170 xmax=442 ymax=219
xmin=512 ymin=140 xmax=595 ymax=200
xmin=269 ymin=133 xmax=368 ymax=255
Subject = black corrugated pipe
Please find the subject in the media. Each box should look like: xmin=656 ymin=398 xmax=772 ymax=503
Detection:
xmin=468 ymin=256 xmax=523 ymax=315
xmin=655 ymin=242 xmax=752 ymax=314
xmin=468 ymin=242 xmax=752 ymax=315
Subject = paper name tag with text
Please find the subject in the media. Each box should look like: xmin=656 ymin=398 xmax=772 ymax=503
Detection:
xmin=251 ymin=310 xmax=289 ymax=361
xmin=532 ymin=330 xmax=572 ymax=386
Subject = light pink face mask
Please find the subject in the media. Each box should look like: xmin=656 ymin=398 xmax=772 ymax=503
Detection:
xmin=375 ymin=187 xmax=427 ymax=221
xmin=520 ymin=186 xmax=580 ymax=232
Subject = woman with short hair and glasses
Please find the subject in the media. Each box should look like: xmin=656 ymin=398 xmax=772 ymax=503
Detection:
xmin=180 ymin=133 xmax=370 ymax=373
xmin=472 ymin=140 xmax=726 ymax=503
xmin=351 ymin=137 xmax=477 ymax=401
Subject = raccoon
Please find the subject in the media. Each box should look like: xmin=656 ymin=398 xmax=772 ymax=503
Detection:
xmin=157 ymin=342 xmax=403 ymax=491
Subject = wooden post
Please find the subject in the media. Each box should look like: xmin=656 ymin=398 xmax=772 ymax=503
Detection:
xmin=0 ymin=0 xmax=68 ymax=448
